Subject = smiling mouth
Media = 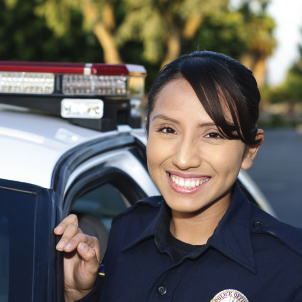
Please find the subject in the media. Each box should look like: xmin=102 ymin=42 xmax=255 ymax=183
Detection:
xmin=169 ymin=173 xmax=210 ymax=189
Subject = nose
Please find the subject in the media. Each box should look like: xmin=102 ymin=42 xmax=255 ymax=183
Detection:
xmin=172 ymin=137 xmax=201 ymax=170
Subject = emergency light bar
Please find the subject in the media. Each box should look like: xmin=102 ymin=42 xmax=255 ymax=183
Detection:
xmin=0 ymin=61 xmax=146 ymax=131
xmin=0 ymin=62 xmax=146 ymax=98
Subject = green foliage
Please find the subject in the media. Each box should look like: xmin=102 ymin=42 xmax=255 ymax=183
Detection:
xmin=268 ymin=69 xmax=302 ymax=104
xmin=265 ymin=40 xmax=302 ymax=105
xmin=115 ymin=4 xmax=166 ymax=63
xmin=0 ymin=0 xmax=104 ymax=62
xmin=185 ymin=10 xmax=247 ymax=59
xmin=258 ymin=114 xmax=300 ymax=129
xmin=0 ymin=0 xmax=276 ymax=90
xmin=237 ymin=0 xmax=276 ymax=56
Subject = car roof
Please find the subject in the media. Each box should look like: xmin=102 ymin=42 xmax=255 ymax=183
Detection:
xmin=0 ymin=104 xmax=145 ymax=188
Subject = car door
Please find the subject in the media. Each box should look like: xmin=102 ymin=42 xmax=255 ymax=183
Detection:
xmin=0 ymin=179 xmax=58 ymax=302
xmin=61 ymin=146 xmax=160 ymax=259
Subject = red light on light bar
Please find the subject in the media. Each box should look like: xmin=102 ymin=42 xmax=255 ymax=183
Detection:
xmin=0 ymin=61 xmax=146 ymax=76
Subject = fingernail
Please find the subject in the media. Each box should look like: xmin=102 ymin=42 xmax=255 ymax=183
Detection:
xmin=80 ymin=242 xmax=88 ymax=252
xmin=65 ymin=243 xmax=72 ymax=250
xmin=55 ymin=226 xmax=63 ymax=232
xmin=57 ymin=242 xmax=65 ymax=249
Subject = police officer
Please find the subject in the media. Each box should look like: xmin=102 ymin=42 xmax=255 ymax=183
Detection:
xmin=55 ymin=51 xmax=302 ymax=302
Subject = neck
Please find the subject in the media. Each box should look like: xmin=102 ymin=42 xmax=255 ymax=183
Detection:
xmin=169 ymin=192 xmax=231 ymax=245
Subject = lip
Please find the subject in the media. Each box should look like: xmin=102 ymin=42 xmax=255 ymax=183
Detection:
xmin=166 ymin=172 xmax=211 ymax=194
xmin=166 ymin=170 xmax=210 ymax=178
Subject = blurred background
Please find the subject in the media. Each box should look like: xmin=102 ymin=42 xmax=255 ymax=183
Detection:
xmin=0 ymin=0 xmax=301 ymax=226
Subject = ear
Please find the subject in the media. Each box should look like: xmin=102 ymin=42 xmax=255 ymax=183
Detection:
xmin=144 ymin=117 xmax=149 ymax=137
xmin=241 ymin=129 xmax=264 ymax=170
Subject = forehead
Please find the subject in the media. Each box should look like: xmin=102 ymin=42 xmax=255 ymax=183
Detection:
xmin=151 ymin=78 xmax=232 ymax=123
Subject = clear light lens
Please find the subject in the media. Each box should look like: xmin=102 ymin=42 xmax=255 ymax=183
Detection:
xmin=61 ymin=99 xmax=104 ymax=119
xmin=130 ymin=99 xmax=141 ymax=117
xmin=62 ymin=75 xmax=144 ymax=98
xmin=128 ymin=77 xmax=145 ymax=98
xmin=0 ymin=72 xmax=54 ymax=94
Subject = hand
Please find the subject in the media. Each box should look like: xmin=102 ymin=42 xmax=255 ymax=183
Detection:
xmin=54 ymin=214 xmax=100 ymax=302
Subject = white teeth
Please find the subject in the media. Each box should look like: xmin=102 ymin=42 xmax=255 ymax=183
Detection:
xmin=170 ymin=174 xmax=209 ymax=188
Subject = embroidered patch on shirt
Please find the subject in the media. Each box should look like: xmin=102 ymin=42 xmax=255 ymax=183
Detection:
xmin=211 ymin=289 xmax=249 ymax=302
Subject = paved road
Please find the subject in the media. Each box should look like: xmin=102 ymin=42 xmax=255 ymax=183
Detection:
xmin=247 ymin=129 xmax=302 ymax=228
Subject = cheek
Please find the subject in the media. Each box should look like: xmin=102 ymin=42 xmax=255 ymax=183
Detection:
xmin=201 ymin=143 xmax=244 ymax=177
xmin=146 ymin=136 xmax=164 ymax=173
xmin=146 ymin=135 xmax=175 ymax=176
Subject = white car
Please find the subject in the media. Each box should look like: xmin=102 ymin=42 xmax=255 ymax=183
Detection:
xmin=0 ymin=61 xmax=275 ymax=302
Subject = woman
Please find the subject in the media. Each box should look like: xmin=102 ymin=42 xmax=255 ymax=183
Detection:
xmin=55 ymin=51 xmax=302 ymax=302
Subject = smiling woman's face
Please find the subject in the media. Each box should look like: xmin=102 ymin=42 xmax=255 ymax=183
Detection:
xmin=146 ymin=78 xmax=257 ymax=214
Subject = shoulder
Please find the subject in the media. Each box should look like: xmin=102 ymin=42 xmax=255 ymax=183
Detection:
xmin=106 ymin=196 xmax=164 ymax=252
xmin=112 ymin=195 xmax=164 ymax=225
xmin=250 ymin=203 xmax=302 ymax=257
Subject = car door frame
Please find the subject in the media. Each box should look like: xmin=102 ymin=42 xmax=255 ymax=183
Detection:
xmin=51 ymin=133 xmax=158 ymax=302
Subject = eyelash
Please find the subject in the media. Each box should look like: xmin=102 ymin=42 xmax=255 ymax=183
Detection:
xmin=205 ymin=132 xmax=224 ymax=139
xmin=157 ymin=127 xmax=224 ymax=140
xmin=157 ymin=126 xmax=176 ymax=134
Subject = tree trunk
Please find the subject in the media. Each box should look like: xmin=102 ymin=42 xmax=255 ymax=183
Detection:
xmin=183 ymin=15 xmax=203 ymax=40
xmin=253 ymin=57 xmax=266 ymax=87
xmin=81 ymin=1 xmax=122 ymax=63
xmin=241 ymin=52 xmax=266 ymax=88
xmin=161 ymin=14 xmax=181 ymax=68
xmin=93 ymin=22 xmax=122 ymax=63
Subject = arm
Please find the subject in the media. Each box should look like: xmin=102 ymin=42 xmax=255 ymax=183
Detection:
xmin=54 ymin=214 xmax=101 ymax=302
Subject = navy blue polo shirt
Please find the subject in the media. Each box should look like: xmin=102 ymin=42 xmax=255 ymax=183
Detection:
xmin=78 ymin=183 xmax=302 ymax=302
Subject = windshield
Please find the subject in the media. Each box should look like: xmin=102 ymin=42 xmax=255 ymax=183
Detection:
xmin=0 ymin=187 xmax=36 ymax=302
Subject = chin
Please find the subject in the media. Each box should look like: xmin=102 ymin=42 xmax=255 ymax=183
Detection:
xmin=165 ymin=197 xmax=206 ymax=214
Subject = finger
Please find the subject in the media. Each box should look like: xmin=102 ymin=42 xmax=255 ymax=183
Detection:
xmin=77 ymin=241 xmax=100 ymax=274
xmin=63 ymin=233 xmax=94 ymax=252
xmin=54 ymin=214 xmax=78 ymax=235
xmin=56 ymin=224 xmax=83 ymax=251
xmin=68 ymin=234 xmax=100 ymax=262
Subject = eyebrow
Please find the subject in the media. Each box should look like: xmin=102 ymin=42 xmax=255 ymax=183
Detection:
xmin=152 ymin=114 xmax=179 ymax=124
xmin=152 ymin=114 xmax=216 ymax=128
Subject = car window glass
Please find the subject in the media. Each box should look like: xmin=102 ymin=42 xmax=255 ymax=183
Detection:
xmin=0 ymin=216 xmax=9 ymax=302
xmin=71 ymin=184 xmax=128 ymax=232
xmin=0 ymin=189 xmax=35 ymax=302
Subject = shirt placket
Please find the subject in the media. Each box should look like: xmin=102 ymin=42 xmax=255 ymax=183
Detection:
xmin=146 ymin=248 xmax=197 ymax=302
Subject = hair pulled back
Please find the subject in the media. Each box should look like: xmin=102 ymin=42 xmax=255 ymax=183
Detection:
xmin=147 ymin=51 xmax=261 ymax=145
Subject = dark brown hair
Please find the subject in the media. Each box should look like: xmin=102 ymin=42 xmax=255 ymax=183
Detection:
xmin=146 ymin=51 xmax=261 ymax=145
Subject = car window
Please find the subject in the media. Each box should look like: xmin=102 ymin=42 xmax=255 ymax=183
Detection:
xmin=71 ymin=184 xmax=128 ymax=258
xmin=0 ymin=216 xmax=9 ymax=302
xmin=71 ymin=184 xmax=128 ymax=231
xmin=0 ymin=188 xmax=35 ymax=302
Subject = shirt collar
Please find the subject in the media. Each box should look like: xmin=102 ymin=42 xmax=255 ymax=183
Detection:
xmin=121 ymin=199 xmax=165 ymax=252
xmin=122 ymin=183 xmax=256 ymax=274
xmin=209 ymin=183 xmax=256 ymax=273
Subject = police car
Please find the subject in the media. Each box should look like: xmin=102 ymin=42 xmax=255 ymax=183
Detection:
xmin=0 ymin=61 xmax=275 ymax=302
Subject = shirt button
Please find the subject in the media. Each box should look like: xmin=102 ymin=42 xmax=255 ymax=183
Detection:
xmin=253 ymin=221 xmax=263 ymax=229
xmin=157 ymin=285 xmax=167 ymax=296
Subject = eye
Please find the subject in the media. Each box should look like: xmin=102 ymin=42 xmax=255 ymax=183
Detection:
xmin=205 ymin=132 xmax=224 ymax=139
xmin=158 ymin=127 xmax=176 ymax=134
